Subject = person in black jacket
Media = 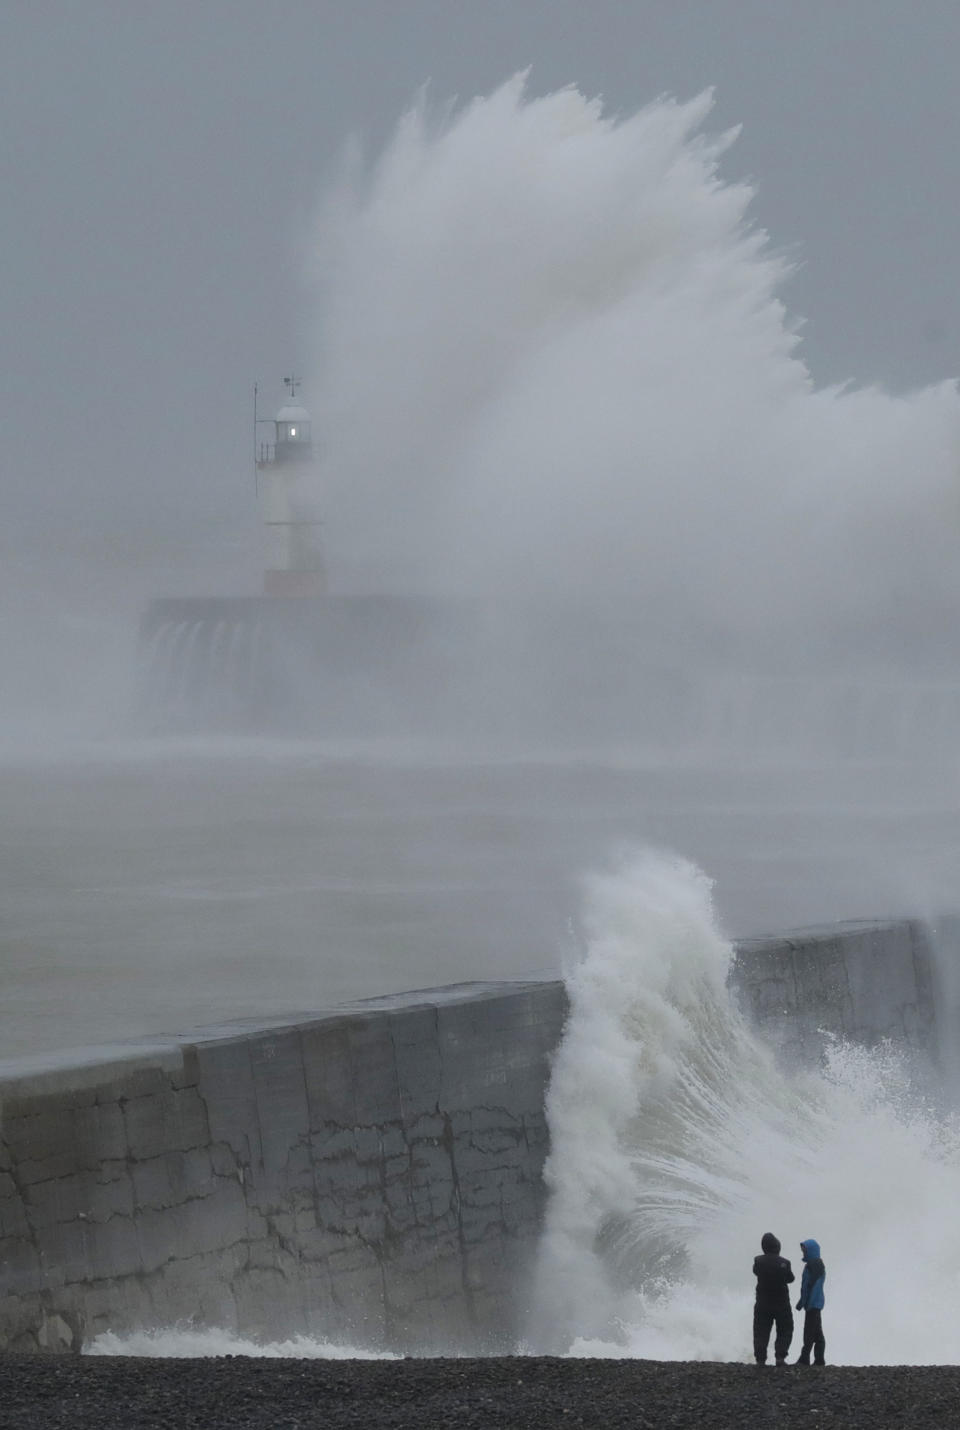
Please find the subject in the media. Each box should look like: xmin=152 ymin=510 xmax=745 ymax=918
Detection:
xmin=752 ymin=1232 xmax=795 ymax=1365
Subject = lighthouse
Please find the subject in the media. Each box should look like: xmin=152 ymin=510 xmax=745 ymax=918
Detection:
xmin=139 ymin=372 xmax=459 ymax=731
xmin=257 ymin=377 xmax=326 ymax=597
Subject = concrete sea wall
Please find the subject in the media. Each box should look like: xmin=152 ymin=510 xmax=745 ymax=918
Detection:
xmin=732 ymin=918 xmax=936 ymax=1063
xmin=0 ymin=920 xmax=941 ymax=1354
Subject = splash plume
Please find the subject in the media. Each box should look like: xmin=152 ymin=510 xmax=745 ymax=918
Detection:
xmin=313 ymin=77 xmax=960 ymax=659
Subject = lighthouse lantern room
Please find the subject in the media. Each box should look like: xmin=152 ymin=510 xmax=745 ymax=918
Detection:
xmin=256 ymin=377 xmax=326 ymax=597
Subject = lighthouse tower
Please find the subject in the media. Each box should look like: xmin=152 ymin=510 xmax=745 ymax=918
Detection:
xmin=257 ymin=377 xmax=326 ymax=596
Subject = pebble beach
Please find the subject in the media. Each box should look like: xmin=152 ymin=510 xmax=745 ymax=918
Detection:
xmin=2 ymin=1356 xmax=957 ymax=1429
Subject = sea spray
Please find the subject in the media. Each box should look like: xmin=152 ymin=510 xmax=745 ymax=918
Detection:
xmin=313 ymin=78 xmax=960 ymax=657
xmin=86 ymin=1328 xmax=397 ymax=1359
xmin=533 ymin=850 xmax=960 ymax=1364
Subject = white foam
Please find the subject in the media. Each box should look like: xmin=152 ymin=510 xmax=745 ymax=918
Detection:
xmin=85 ymin=1327 xmax=397 ymax=1359
xmin=534 ymin=849 xmax=960 ymax=1364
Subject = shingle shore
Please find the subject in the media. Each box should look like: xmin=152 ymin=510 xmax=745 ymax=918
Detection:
xmin=1 ymin=1355 xmax=956 ymax=1429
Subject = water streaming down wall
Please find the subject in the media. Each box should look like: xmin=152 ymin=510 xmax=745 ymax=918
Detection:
xmin=135 ymin=596 xmax=471 ymax=734
xmin=0 ymin=917 xmax=946 ymax=1356
xmin=138 ymin=612 xmax=267 ymax=728
xmin=136 ymin=597 xmax=960 ymax=754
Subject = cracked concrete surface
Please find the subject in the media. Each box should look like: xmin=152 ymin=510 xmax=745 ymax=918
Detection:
xmin=0 ymin=983 xmax=563 ymax=1354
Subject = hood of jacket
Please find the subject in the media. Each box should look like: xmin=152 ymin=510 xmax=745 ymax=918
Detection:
xmin=800 ymin=1239 xmax=821 ymax=1260
xmin=760 ymin=1233 xmax=781 ymax=1254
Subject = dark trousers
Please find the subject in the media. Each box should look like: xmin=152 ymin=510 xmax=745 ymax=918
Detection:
xmin=797 ymin=1308 xmax=825 ymax=1364
xmin=753 ymin=1304 xmax=793 ymax=1363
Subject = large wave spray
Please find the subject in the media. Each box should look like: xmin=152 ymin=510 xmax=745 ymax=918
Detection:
xmin=312 ymin=78 xmax=960 ymax=652
xmin=533 ymin=852 xmax=960 ymax=1364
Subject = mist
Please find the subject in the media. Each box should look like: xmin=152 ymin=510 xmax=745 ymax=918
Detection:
xmin=312 ymin=80 xmax=960 ymax=665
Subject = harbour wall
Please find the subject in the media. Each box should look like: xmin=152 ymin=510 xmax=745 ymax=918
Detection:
xmin=0 ymin=919 xmax=942 ymax=1354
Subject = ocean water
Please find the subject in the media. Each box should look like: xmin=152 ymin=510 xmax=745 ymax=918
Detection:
xmin=3 ymin=738 xmax=959 ymax=1063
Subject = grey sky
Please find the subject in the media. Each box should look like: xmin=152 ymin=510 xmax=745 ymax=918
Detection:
xmin=3 ymin=0 xmax=959 ymax=575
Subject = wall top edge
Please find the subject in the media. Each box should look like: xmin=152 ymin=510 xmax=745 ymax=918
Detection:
xmin=0 ymin=917 xmax=934 ymax=1100
xmin=0 ymin=978 xmax=566 ymax=1099
xmin=733 ymin=917 xmax=921 ymax=958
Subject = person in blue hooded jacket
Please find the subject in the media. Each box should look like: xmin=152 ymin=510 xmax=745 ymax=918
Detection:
xmin=795 ymin=1238 xmax=826 ymax=1365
